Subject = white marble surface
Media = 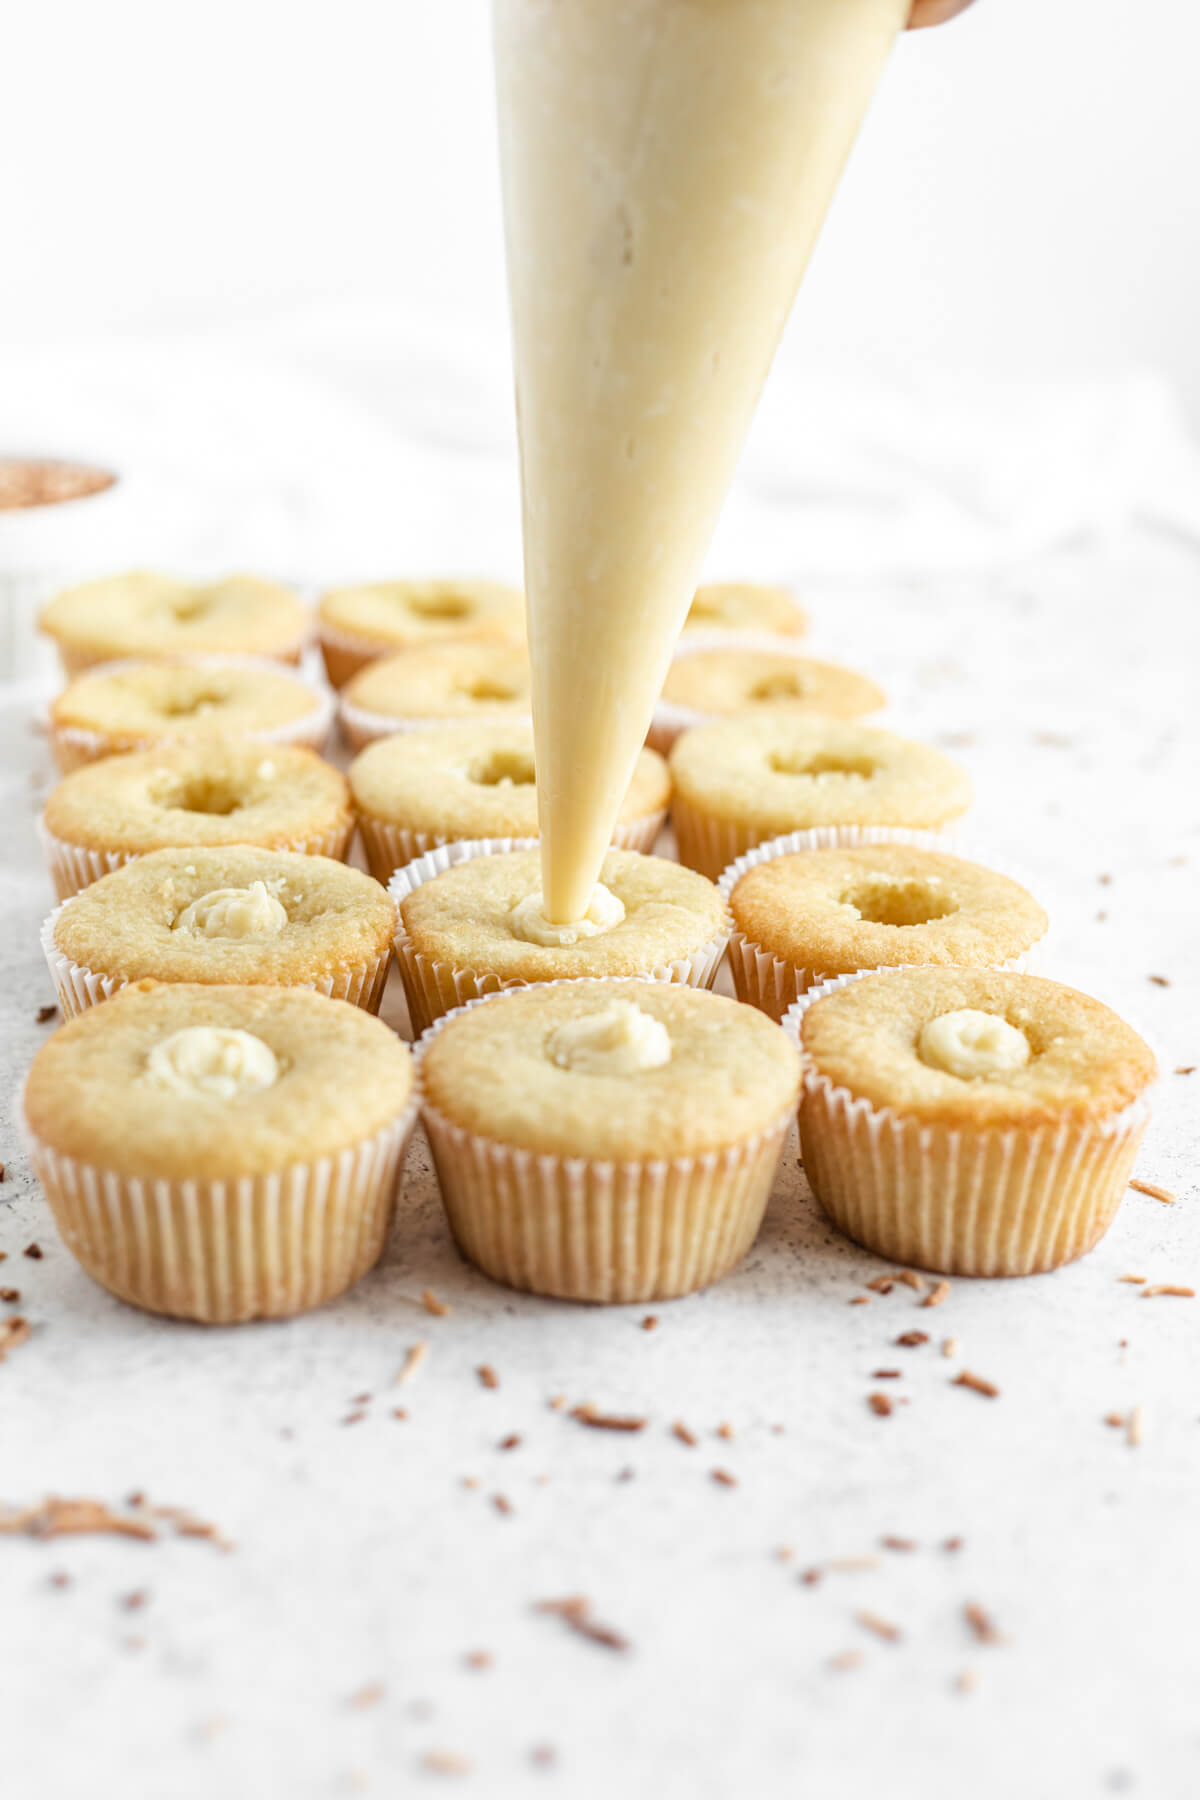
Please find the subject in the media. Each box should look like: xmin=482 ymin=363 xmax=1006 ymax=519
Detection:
xmin=1 ymin=510 xmax=1197 ymax=1798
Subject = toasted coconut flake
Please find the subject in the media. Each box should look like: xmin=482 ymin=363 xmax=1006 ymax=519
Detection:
xmin=535 ymin=1595 xmax=630 ymax=1654
xmin=421 ymin=1289 xmax=451 ymax=1317
xmin=671 ymin=1421 xmax=699 ymax=1448
xmin=828 ymin=1650 xmax=864 ymax=1672
xmin=867 ymin=1393 xmax=894 ymax=1417
xmin=964 ymin=1602 xmax=1004 ymax=1645
xmin=711 ymin=1467 xmax=738 ymax=1488
xmin=856 ymin=1610 xmax=902 ymax=1644
xmin=1128 ymin=1178 xmax=1176 ymax=1204
xmin=394 ymin=1341 xmax=429 ymax=1386
xmin=953 ymin=1371 xmax=1000 ymax=1399
xmin=1141 ymin=1284 xmax=1194 ymax=1299
xmin=570 ymin=1404 xmax=646 ymax=1433
xmin=1127 ymin=1406 xmax=1145 ymax=1447
xmin=921 ymin=1279 xmax=951 ymax=1309
xmin=477 ymin=1364 xmax=500 ymax=1390
xmin=896 ymin=1330 xmax=930 ymax=1349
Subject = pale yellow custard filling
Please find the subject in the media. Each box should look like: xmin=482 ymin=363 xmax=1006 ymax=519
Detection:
xmin=172 ymin=881 xmax=288 ymax=941
xmin=548 ymin=1000 xmax=672 ymax=1076
xmin=143 ymin=1026 xmax=281 ymax=1099
xmin=510 ymin=884 xmax=626 ymax=948
xmin=918 ymin=1009 xmax=1032 ymax=1081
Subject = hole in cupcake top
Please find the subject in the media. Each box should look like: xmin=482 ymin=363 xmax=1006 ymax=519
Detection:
xmin=840 ymin=876 xmax=958 ymax=928
xmin=458 ymin=678 xmax=521 ymax=703
xmin=407 ymin=592 xmax=472 ymax=620
xmin=158 ymin=775 xmax=247 ymax=816
xmin=166 ymin=592 xmax=212 ymax=622
xmin=158 ymin=686 xmax=228 ymax=719
xmin=768 ymin=749 xmax=878 ymax=780
xmin=686 ymin=592 xmax=722 ymax=623
xmin=748 ymin=672 xmax=809 ymax=703
xmin=468 ymin=749 xmax=536 ymax=789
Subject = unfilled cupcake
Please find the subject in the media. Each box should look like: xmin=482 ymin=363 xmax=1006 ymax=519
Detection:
xmin=23 ymin=982 xmax=417 ymax=1322
xmin=318 ymin=578 xmax=525 ymax=687
xmin=682 ymin=582 xmax=807 ymax=637
xmin=349 ymin=723 xmax=670 ymax=881
xmin=391 ymin=843 xmax=729 ymax=1035
xmin=649 ymin=644 xmax=885 ymax=754
xmin=48 ymin=655 xmax=333 ymax=773
xmin=786 ymin=967 xmax=1156 ymax=1276
xmin=669 ymin=716 xmax=972 ymax=881
xmin=339 ymin=643 xmax=532 ymax=750
xmin=41 ymin=741 xmax=354 ymax=901
xmin=416 ymin=980 xmax=800 ymax=1302
xmin=43 ymin=847 xmax=396 ymax=1017
xmin=38 ymin=571 xmax=309 ymax=676
xmin=722 ymin=841 xmax=1048 ymax=1022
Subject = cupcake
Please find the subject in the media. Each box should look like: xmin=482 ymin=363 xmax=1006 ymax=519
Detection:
xmin=47 ymin=655 xmax=333 ymax=773
xmin=682 ymin=582 xmax=807 ymax=638
xmin=339 ymin=642 xmax=531 ymax=750
xmin=669 ymin=716 xmax=972 ymax=881
xmin=40 ymin=741 xmax=354 ymax=901
xmin=416 ymin=980 xmax=800 ymax=1302
xmin=38 ymin=571 xmax=309 ymax=677
xmin=349 ymin=723 xmax=670 ymax=882
xmin=722 ymin=839 xmax=1048 ymax=1023
xmin=318 ymin=578 xmax=525 ymax=687
xmin=22 ymin=983 xmax=417 ymax=1322
xmin=649 ymin=643 xmax=885 ymax=755
xmin=42 ymin=847 xmax=396 ymax=1017
xmin=391 ymin=842 xmax=729 ymax=1035
xmin=785 ymin=967 xmax=1156 ymax=1276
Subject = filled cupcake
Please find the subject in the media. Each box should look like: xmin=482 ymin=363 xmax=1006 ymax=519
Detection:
xmin=48 ymin=655 xmax=333 ymax=773
xmin=339 ymin=643 xmax=532 ymax=750
xmin=649 ymin=642 xmax=885 ymax=754
xmin=23 ymin=983 xmax=417 ymax=1322
xmin=682 ymin=582 xmax=807 ymax=638
xmin=785 ymin=967 xmax=1156 ymax=1276
xmin=349 ymin=723 xmax=670 ymax=882
xmin=669 ymin=716 xmax=972 ymax=881
xmin=42 ymin=847 xmax=396 ymax=1017
xmin=38 ymin=571 xmax=309 ymax=677
xmin=40 ymin=741 xmax=354 ymax=901
xmin=416 ymin=980 xmax=800 ymax=1302
xmin=390 ymin=842 xmax=729 ymax=1035
xmin=721 ymin=839 xmax=1048 ymax=1022
xmin=318 ymin=578 xmax=525 ymax=687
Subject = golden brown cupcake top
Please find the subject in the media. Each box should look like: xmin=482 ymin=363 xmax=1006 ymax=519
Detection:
xmin=39 ymin=572 xmax=307 ymax=663
xmin=320 ymin=579 xmax=525 ymax=652
xmin=799 ymin=968 xmax=1156 ymax=1129
xmin=663 ymin=648 xmax=883 ymax=721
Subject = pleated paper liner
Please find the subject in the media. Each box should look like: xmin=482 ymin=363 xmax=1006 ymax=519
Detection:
xmin=48 ymin=653 xmax=335 ymax=774
xmin=338 ymin=694 xmax=533 ymax=753
xmin=388 ymin=836 xmax=730 ymax=1037
xmin=412 ymin=982 xmax=793 ymax=1303
xmin=22 ymin=1096 xmax=419 ymax=1324
xmin=781 ymin=970 xmax=1155 ymax=1277
xmin=357 ymin=806 xmax=668 ymax=887
xmin=54 ymin=632 xmax=310 ymax=682
xmin=39 ymin=902 xmax=394 ymax=1019
xmin=37 ymin=814 xmax=356 ymax=904
xmin=716 ymin=826 xmax=1049 ymax=1024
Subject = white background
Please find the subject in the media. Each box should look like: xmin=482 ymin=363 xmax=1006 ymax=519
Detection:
xmin=4 ymin=0 xmax=1200 ymax=421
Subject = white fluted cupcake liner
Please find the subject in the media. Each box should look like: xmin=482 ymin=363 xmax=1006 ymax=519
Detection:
xmin=388 ymin=837 xmax=730 ymax=1037
xmin=39 ymin=904 xmax=394 ymax=1020
xmin=716 ymin=828 xmax=1048 ymax=1023
xmin=413 ymin=986 xmax=791 ymax=1302
xmin=338 ymin=694 xmax=533 ymax=752
xmin=37 ymin=815 xmax=356 ymax=903
xmin=22 ymin=1098 xmax=419 ymax=1323
xmin=359 ymin=806 xmax=669 ymax=889
xmin=47 ymin=654 xmax=335 ymax=774
xmin=673 ymin=796 xmax=971 ymax=885
xmin=781 ymin=971 xmax=1155 ymax=1277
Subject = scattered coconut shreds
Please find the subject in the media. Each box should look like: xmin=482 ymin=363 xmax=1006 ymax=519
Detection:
xmin=716 ymin=1422 xmax=735 ymax=1441
xmin=422 ymin=1749 xmax=473 ymax=1777
xmin=1128 ymin=1177 xmax=1177 ymax=1204
xmin=872 ymin=1369 xmax=902 ymax=1380
xmin=464 ymin=1651 xmax=493 ymax=1671
xmin=856 ymin=1610 xmax=903 ymax=1644
xmin=477 ymin=1365 xmax=500 ymax=1391
xmin=347 ymin=1682 xmax=385 ymax=1710
xmin=641 ymin=1315 xmax=659 ymax=1332
xmin=671 ymin=1421 xmax=699 ymax=1448
xmin=942 ymin=1338 xmax=959 ymax=1359
xmin=0 ymin=1497 xmax=231 ymax=1549
xmin=570 ymin=1404 xmax=647 ymax=1433
xmin=964 ymin=1602 xmax=1004 ymax=1646
xmin=1142 ymin=1285 xmax=1195 ymax=1299
xmin=828 ymin=1650 xmax=864 ymax=1673
xmin=421 ymin=1289 xmax=451 ymax=1317
xmin=535 ymin=1595 xmax=631 ymax=1654
xmin=711 ymin=1468 xmax=738 ymax=1488
xmin=775 ymin=1547 xmax=795 ymax=1564
xmin=1148 ymin=974 xmax=1171 ymax=988
xmin=498 ymin=1434 xmax=521 ymax=1452
xmin=943 ymin=1537 xmax=964 ymax=1553
xmin=1176 ymin=1066 xmax=1196 ymax=1076
xmin=800 ymin=1568 xmax=823 ymax=1586
xmin=921 ymin=1280 xmax=951 ymax=1309
xmin=24 ymin=1244 xmax=44 ymax=1260
xmin=0 ymin=1317 xmax=32 ymax=1361
xmin=547 ymin=1395 xmax=566 ymax=1411
xmin=868 ymin=1393 xmax=894 ymax=1417
xmin=1119 ymin=1275 xmax=1147 ymax=1285
xmin=955 ymin=1669 xmax=982 ymax=1695
xmin=848 ymin=1296 xmax=871 ymax=1307
xmin=1127 ymin=1406 xmax=1145 ymax=1448
xmin=881 ymin=1536 xmax=917 ymax=1553
xmin=1104 ymin=1413 xmax=1125 ymax=1429
xmin=865 ymin=1276 xmax=895 ymax=1295
xmin=953 ymin=1371 xmax=1000 ymax=1399
xmin=395 ymin=1342 xmax=429 ymax=1386
xmin=896 ymin=1330 xmax=930 ymax=1349
xmin=492 ymin=1494 xmax=513 ymax=1517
